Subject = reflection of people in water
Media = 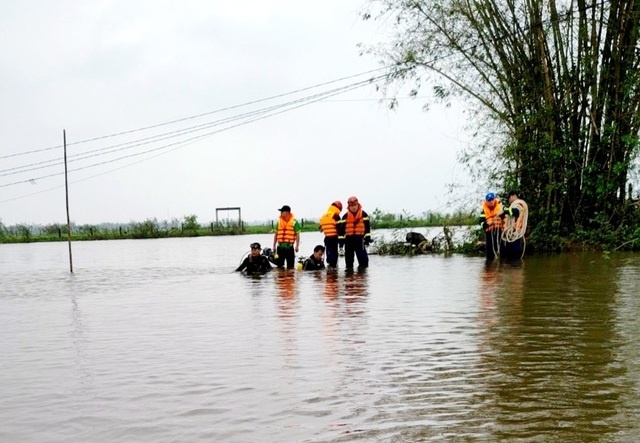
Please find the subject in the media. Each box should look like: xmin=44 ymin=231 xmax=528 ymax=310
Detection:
xmin=275 ymin=270 xmax=298 ymax=309
xmin=343 ymin=270 xmax=369 ymax=317
xmin=478 ymin=261 xmax=501 ymax=328
xmin=478 ymin=261 xmax=525 ymax=329
xmin=323 ymin=269 xmax=340 ymax=302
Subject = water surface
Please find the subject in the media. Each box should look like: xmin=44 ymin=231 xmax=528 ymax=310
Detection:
xmin=1 ymin=232 xmax=639 ymax=441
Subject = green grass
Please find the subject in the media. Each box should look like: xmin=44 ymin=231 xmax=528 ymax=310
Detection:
xmin=0 ymin=211 xmax=475 ymax=244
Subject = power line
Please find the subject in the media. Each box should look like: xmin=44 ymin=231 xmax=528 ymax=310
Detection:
xmin=0 ymin=74 xmax=386 ymax=192
xmin=0 ymin=75 xmax=388 ymax=178
xmin=0 ymin=66 xmax=391 ymax=160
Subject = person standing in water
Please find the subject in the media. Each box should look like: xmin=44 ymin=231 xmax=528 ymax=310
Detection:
xmin=272 ymin=205 xmax=301 ymax=269
xmin=338 ymin=196 xmax=371 ymax=269
xmin=319 ymin=200 xmax=342 ymax=268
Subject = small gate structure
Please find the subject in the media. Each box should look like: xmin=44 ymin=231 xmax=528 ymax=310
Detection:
xmin=215 ymin=207 xmax=242 ymax=231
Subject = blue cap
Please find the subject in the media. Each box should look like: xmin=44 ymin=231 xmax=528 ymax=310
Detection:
xmin=485 ymin=192 xmax=496 ymax=201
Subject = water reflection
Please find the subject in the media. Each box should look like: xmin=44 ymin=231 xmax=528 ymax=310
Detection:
xmin=480 ymin=255 xmax=628 ymax=440
xmin=275 ymin=269 xmax=299 ymax=315
xmin=2 ymin=238 xmax=640 ymax=442
xmin=68 ymin=279 xmax=94 ymax=398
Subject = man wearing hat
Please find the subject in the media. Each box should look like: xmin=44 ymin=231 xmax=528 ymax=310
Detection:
xmin=479 ymin=192 xmax=503 ymax=260
xmin=272 ymin=205 xmax=301 ymax=269
xmin=319 ymin=200 xmax=343 ymax=268
xmin=235 ymin=242 xmax=272 ymax=274
xmin=337 ymin=196 xmax=371 ymax=269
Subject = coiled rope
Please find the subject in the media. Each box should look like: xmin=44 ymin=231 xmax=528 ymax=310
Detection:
xmin=501 ymin=199 xmax=528 ymax=258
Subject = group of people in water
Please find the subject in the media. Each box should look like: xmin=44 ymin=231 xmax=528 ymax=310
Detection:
xmin=236 ymin=190 xmax=527 ymax=274
xmin=479 ymin=189 xmax=528 ymax=261
xmin=235 ymin=196 xmax=372 ymax=275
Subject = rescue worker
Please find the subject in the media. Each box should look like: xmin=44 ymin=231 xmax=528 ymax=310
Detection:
xmin=302 ymin=245 xmax=326 ymax=270
xmin=235 ymin=242 xmax=272 ymax=274
xmin=319 ymin=200 xmax=342 ymax=268
xmin=338 ymin=196 xmax=371 ymax=269
xmin=272 ymin=205 xmax=301 ymax=269
xmin=479 ymin=192 xmax=503 ymax=260
xmin=500 ymin=190 xmax=527 ymax=261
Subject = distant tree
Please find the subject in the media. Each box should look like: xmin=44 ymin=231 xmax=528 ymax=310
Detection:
xmin=183 ymin=214 xmax=199 ymax=232
xmin=42 ymin=223 xmax=65 ymax=236
xmin=16 ymin=224 xmax=31 ymax=241
xmin=130 ymin=218 xmax=160 ymax=238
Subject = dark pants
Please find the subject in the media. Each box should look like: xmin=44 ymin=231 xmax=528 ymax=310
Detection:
xmin=485 ymin=229 xmax=502 ymax=260
xmin=324 ymin=236 xmax=339 ymax=268
xmin=501 ymin=238 xmax=524 ymax=261
xmin=275 ymin=245 xmax=295 ymax=269
xmin=344 ymin=236 xmax=368 ymax=269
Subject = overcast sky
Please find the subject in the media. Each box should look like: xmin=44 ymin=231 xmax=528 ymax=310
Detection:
xmin=0 ymin=0 xmax=472 ymax=226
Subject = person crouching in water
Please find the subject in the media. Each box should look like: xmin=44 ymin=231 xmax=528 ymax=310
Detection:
xmin=319 ymin=200 xmax=342 ymax=268
xmin=235 ymin=242 xmax=272 ymax=274
xmin=302 ymin=245 xmax=326 ymax=270
xmin=338 ymin=196 xmax=371 ymax=269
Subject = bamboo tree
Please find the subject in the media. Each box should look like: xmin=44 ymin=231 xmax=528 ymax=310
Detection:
xmin=364 ymin=0 xmax=640 ymax=248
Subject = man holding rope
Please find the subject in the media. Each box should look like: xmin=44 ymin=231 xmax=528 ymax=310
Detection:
xmin=479 ymin=192 xmax=503 ymax=261
xmin=500 ymin=190 xmax=529 ymax=261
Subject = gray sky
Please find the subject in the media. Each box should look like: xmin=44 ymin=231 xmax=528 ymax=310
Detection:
xmin=0 ymin=0 xmax=470 ymax=226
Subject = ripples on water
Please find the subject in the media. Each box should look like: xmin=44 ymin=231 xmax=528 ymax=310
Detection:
xmin=1 ymin=235 xmax=639 ymax=442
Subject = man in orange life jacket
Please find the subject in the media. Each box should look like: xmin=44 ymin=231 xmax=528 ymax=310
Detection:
xmin=337 ymin=196 xmax=372 ymax=269
xmin=272 ymin=205 xmax=301 ymax=269
xmin=479 ymin=192 xmax=503 ymax=260
xmin=319 ymin=200 xmax=342 ymax=268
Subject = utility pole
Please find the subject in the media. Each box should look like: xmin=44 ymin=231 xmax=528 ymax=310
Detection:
xmin=64 ymin=130 xmax=73 ymax=273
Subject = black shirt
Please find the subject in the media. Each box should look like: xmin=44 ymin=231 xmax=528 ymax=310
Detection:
xmin=236 ymin=255 xmax=272 ymax=274
xmin=302 ymin=255 xmax=325 ymax=270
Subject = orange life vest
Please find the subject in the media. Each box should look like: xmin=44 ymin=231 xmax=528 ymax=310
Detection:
xmin=482 ymin=200 xmax=503 ymax=231
xmin=345 ymin=207 xmax=366 ymax=236
xmin=276 ymin=214 xmax=297 ymax=244
xmin=319 ymin=205 xmax=340 ymax=237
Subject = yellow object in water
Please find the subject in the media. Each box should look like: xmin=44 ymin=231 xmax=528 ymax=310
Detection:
xmin=296 ymin=262 xmax=303 ymax=270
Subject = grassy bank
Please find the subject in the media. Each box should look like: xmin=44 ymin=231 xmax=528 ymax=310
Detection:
xmin=0 ymin=210 xmax=475 ymax=244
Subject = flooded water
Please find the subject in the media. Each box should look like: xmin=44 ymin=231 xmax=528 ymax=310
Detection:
xmin=1 ymin=230 xmax=639 ymax=442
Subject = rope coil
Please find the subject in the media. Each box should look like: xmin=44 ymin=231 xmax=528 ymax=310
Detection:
xmin=501 ymin=199 xmax=528 ymax=243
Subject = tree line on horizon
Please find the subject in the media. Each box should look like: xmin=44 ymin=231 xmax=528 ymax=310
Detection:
xmin=0 ymin=209 xmax=475 ymax=243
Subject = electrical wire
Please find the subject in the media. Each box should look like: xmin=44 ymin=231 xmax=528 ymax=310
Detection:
xmin=0 ymin=66 xmax=392 ymax=160
xmin=0 ymin=74 xmax=386 ymax=193
xmin=0 ymin=75 xmax=387 ymax=178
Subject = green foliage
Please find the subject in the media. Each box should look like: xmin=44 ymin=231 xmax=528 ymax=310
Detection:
xmin=183 ymin=215 xmax=199 ymax=231
xmin=363 ymin=0 xmax=640 ymax=248
xmin=0 ymin=210 xmax=475 ymax=245
xmin=42 ymin=224 xmax=64 ymax=236
xmin=130 ymin=219 xmax=161 ymax=239
xmin=17 ymin=224 xmax=31 ymax=242
xmin=373 ymin=226 xmax=473 ymax=256
xmin=370 ymin=208 xmax=474 ymax=229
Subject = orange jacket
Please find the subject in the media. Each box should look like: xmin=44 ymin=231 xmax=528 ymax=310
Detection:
xmin=276 ymin=214 xmax=297 ymax=244
xmin=481 ymin=200 xmax=503 ymax=231
xmin=319 ymin=205 xmax=341 ymax=237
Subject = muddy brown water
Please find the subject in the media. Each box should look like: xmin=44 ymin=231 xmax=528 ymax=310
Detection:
xmin=1 ymin=231 xmax=639 ymax=441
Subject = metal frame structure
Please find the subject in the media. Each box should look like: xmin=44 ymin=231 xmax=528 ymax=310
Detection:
xmin=215 ymin=207 xmax=242 ymax=229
